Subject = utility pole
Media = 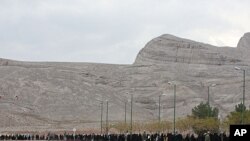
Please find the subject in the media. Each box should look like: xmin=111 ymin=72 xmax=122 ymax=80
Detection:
xmin=234 ymin=67 xmax=246 ymax=124
xmin=208 ymin=86 xmax=210 ymax=117
xmin=130 ymin=94 xmax=133 ymax=139
xmin=168 ymin=82 xmax=176 ymax=136
xmin=208 ymin=86 xmax=210 ymax=105
xmin=125 ymin=101 xmax=127 ymax=124
xmin=173 ymin=84 xmax=176 ymax=136
xmin=243 ymin=69 xmax=246 ymax=106
xmin=242 ymin=69 xmax=245 ymax=124
xmin=101 ymin=101 xmax=103 ymax=134
xmin=106 ymin=100 xmax=109 ymax=134
xmin=159 ymin=95 xmax=161 ymax=124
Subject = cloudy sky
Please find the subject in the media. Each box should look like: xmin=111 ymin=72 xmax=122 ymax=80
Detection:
xmin=0 ymin=0 xmax=249 ymax=64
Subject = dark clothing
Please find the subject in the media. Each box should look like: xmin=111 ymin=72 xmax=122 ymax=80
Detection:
xmin=0 ymin=132 xmax=231 ymax=141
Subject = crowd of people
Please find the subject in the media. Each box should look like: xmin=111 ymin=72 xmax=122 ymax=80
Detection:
xmin=0 ymin=131 xmax=230 ymax=141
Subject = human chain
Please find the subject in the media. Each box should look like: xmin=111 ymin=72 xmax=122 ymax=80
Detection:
xmin=0 ymin=132 xmax=229 ymax=141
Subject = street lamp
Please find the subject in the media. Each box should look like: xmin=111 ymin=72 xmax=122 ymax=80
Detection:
xmin=168 ymin=82 xmax=176 ymax=135
xmin=125 ymin=92 xmax=129 ymax=125
xmin=125 ymin=100 xmax=127 ymax=124
xmin=130 ymin=94 xmax=133 ymax=135
xmin=101 ymin=101 xmax=103 ymax=134
xmin=97 ymin=98 xmax=104 ymax=134
xmin=234 ymin=66 xmax=246 ymax=124
xmin=106 ymin=100 xmax=109 ymax=134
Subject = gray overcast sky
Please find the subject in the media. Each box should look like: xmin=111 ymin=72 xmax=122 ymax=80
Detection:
xmin=0 ymin=0 xmax=249 ymax=64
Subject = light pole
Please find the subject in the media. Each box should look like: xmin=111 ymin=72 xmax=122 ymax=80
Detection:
xmin=235 ymin=67 xmax=246 ymax=124
xmin=97 ymin=98 xmax=104 ymax=134
xmin=125 ymin=101 xmax=127 ymax=124
xmin=173 ymin=84 xmax=176 ymax=135
xmin=101 ymin=101 xmax=103 ymax=134
xmin=130 ymin=94 xmax=133 ymax=135
xmin=159 ymin=95 xmax=161 ymax=124
xmin=106 ymin=100 xmax=109 ymax=134
xmin=168 ymin=82 xmax=176 ymax=135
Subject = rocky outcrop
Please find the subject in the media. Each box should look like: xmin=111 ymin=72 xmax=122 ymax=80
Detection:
xmin=0 ymin=33 xmax=250 ymax=132
xmin=134 ymin=33 xmax=250 ymax=65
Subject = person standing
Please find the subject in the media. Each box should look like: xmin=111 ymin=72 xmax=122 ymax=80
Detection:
xmin=125 ymin=131 xmax=128 ymax=141
xmin=142 ymin=131 xmax=147 ymax=141
xmin=204 ymin=131 xmax=210 ymax=141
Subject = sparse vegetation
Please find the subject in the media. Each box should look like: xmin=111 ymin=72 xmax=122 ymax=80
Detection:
xmin=192 ymin=102 xmax=219 ymax=118
xmin=224 ymin=103 xmax=250 ymax=126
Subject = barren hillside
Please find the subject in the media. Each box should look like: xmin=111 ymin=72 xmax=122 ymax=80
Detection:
xmin=0 ymin=33 xmax=250 ymax=132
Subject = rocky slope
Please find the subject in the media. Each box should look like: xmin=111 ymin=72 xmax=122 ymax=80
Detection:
xmin=0 ymin=33 xmax=250 ymax=132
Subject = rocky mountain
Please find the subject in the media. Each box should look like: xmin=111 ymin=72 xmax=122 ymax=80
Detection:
xmin=0 ymin=33 xmax=250 ymax=132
